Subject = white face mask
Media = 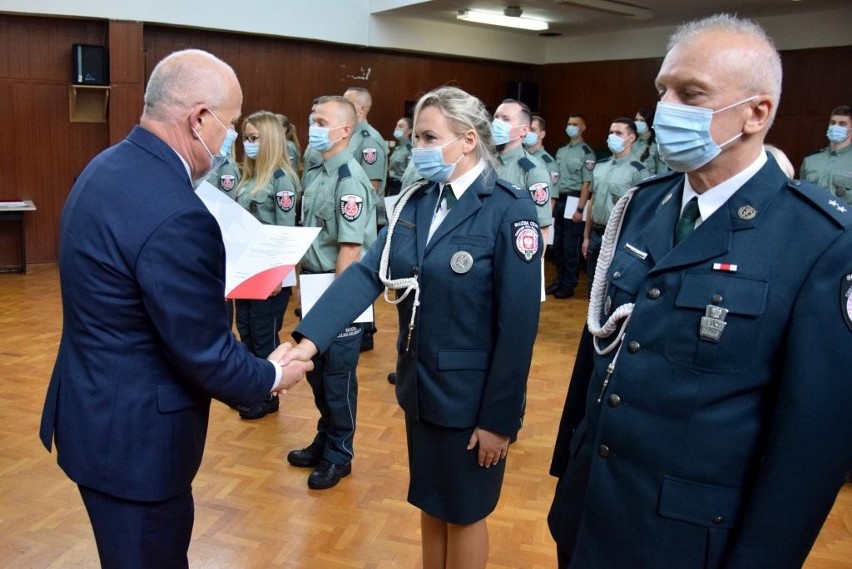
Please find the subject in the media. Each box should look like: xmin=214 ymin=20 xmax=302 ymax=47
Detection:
xmin=653 ymin=96 xmax=756 ymax=172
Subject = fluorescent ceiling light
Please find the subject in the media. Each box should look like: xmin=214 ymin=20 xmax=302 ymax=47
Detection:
xmin=457 ymin=9 xmax=549 ymax=31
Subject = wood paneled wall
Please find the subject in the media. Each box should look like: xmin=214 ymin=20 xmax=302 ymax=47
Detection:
xmin=0 ymin=13 xmax=848 ymax=266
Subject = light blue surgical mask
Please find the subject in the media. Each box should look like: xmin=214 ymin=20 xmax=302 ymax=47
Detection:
xmin=491 ymin=119 xmax=513 ymax=146
xmin=827 ymin=124 xmax=849 ymax=144
xmin=653 ymin=96 xmax=756 ymax=172
xmin=635 ymin=120 xmax=648 ymax=135
xmin=607 ymin=134 xmax=627 ymax=154
xmin=411 ymin=136 xmax=463 ymax=183
xmin=243 ymin=141 xmax=260 ymax=159
xmin=566 ymin=125 xmax=580 ymax=139
xmin=309 ymin=125 xmax=343 ymax=152
xmin=523 ymin=132 xmax=538 ymax=147
xmin=193 ymin=110 xmax=237 ymax=173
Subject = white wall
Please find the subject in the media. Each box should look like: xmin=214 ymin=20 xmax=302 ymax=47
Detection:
xmin=1 ymin=1 xmax=850 ymax=64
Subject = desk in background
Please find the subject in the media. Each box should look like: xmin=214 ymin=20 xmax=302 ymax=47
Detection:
xmin=0 ymin=200 xmax=37 ymax=274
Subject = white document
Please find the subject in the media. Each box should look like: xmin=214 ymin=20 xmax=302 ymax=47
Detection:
xmin=299 ymin=273 xmax=374 ymax=324
xmin=563 ymin=196 xmax=588 ymax=221
xmin=195 ymin=181 xmax=320 ymax=300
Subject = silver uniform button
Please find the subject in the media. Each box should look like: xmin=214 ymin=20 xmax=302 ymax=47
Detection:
xmin=450 ymin=251 xmax=474 ymax=274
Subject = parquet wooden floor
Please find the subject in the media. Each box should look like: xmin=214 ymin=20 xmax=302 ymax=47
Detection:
xmin=1 ymin=263 xmax=849 ymax=568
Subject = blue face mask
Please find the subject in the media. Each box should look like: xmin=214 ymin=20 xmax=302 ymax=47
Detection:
xmin=653 ymin=96 xmax=755 ymax=172
xmin=607 ymin=134 xmax=628 ymax=154
xmin=193 ymin=110 xmax=237 ymax=173
xmin=243 ymin=141 xmax=260 ymax=159
xmin=635 ymin=121 xmax=648 ymax=135
xmin=411 ymin=136 xmax=463 ymax=183
xmin=523 ymin=132 xmax=538 ymax=147
xmin=827 ymin=124 xmax=849 ymax=144
xmin=491 ymin=119 xmax=513 ymax=146
xmin=566 ymin=125 xmax=580 ymax=139
xmin=309 ymin=125 xmax=343 ymax=152
xmin=393 ymin=128 xmax=406 ymax=141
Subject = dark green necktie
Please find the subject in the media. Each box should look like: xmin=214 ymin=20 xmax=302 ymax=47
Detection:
xmin=441 ymin=185 xmax=456 ymax=210
xmin=675 ymin=197 xmax=700 ymax=244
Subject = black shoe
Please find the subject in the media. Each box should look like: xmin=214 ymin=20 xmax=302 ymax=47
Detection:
xmin=308 ymin=459 xmax=352 ymax=490
xmin=287 ymin=442 xmax=324 ymax=468
xmin=545 ymin=282 xmax=561 ymax=295
xmin=360 ymin=331 xmax=374 ymax=352
xmin=238 ymin=395 xmax=279 ymax=419
xmin=387 ymin=373 xmax=398 ymax=384
xmin=554 ymin=286 xmax=575 ymax=299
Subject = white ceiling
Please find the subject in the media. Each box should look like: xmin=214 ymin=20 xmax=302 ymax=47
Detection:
xmin=373 ymin=0 xmax=851 ymax=38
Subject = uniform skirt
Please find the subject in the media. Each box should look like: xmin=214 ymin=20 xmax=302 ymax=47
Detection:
xmin=405 ymin=415 xmax=506 ymax=525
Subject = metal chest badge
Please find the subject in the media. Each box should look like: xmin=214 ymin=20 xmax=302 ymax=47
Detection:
xmin=450 ymin=251 xmax=474 ymax=274
xmin=700 ymin=304 xmax=729 ymax=342
xmin=842 ymin=273 xmax=852 ymax=332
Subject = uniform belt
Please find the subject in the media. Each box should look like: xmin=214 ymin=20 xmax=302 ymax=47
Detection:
xmin=560 ymin=190 xmax=581 ymax=198
xmin=300 ymin=267 xmax=335 ymax=275
xmin=592 ymin=224 xmax=607 ymax=235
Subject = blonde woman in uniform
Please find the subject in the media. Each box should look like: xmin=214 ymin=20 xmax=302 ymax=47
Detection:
xmin=234 ymin=111 xmax=301 ymax=419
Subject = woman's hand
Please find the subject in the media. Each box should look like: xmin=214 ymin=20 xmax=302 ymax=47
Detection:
xmin=467 ymin=427 xmax=510 ymax=468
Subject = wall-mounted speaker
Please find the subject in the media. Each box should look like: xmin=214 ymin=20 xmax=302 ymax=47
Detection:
xmin=506 ymin=81 xmax=540 ymax=112
xmin=72 ymin=44 xmax=108 ymax=86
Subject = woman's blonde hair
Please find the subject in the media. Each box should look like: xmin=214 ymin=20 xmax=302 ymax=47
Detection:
xmin=237 ymin=111 xmax=300 ymax=196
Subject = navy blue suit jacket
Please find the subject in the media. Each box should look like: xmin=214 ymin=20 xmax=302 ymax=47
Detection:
xmin=40 ymin=126 xmax=276 ymax=502
xmin=549 ymin=158 xmax=852 ymax=568
xmin=295 ymin=170 xmax=542 ymax=436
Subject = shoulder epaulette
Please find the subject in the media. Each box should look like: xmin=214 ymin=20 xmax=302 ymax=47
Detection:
xmin=338 ymin=163 xmax=352 ymax=180
xmin=519 ymin=156 xmax=536 ymax=173
xmin=495 ymin=178 xmax=529 ymax=199
xmin=273 ymin=167 xmax=286 ymax=179
xmin=542 ymin=154 xmax=554 ymax=164
xmin=597 ymin=157 xmax=613 ymax=165
xmin=788 ymin=179 xmax=852 ymax=228
xmin=630 ymin=161 xmax=647 ymax=172
xmin=582 ymin=144 xmax=593 ymax=155
xmin=635 ymin=169 xmax=680 ymax=188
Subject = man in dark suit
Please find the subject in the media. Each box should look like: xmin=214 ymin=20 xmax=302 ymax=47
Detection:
xmin=39 ymin=49 xmax=311 ymax=568
xmin=548 ymin=14 xmax=852 ymax=568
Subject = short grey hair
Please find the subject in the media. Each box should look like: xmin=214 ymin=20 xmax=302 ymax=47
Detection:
xmin=143 ymin=49 xmax=236 ymax=122
xmin=668 ymin=14 xmax=782 ymax=124
xmin=413 ymin=86 xmax=497 ymax=169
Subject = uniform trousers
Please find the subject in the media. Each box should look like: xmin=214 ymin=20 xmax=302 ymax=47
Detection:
xmin=78 ymin=484 xmax=193 ymax=569
xmin=306 ymin=324 xmax=362 ymax=465
xmin=235 ymin=287 xmax=291 ymax=359
xmin=585 ymin=231 xmax=603 ymax=296
xmin=552 ymin=196 xmax=585 ymax=292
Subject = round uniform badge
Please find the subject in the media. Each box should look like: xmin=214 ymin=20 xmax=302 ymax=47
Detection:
xmin=529 ymin=182 xmax=550 ymax=206
xmin=512 ymin=220 xmax=540 ymax=262
xmin=842 ymin=273 xmax=852 ymax=332
xmin=219 ymin=174 xmax=236 ymax=192
xmin=363 ymin=147 xmax=378 ymax=165
xmin=450 ymin=251 xmax=474 ymax=274
xmin=737 ymin=205 xmax=758 ymax=220
xmin=340 ymin=194 xmax=364 ymax=221
xmin=276 ymin=190 xmax=295 ymax=212
xmin=585 ymin=159 xmax=596 ymax=171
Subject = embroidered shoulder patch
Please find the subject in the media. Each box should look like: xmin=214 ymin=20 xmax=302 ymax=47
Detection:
xmin=585 ymin=159 xmax=596 ymax=171
xmin=512 ymin=220 xmax=540 ymax=262
xmin=276 ymin=190 xmax=296 ymax=212
xmin=842 ymin=272 xmax=852 ymax=332
xmin=362 ymin=147 xmax=378 ymax=165
xmin=340 ymin=194 xmax=364 ymax=221
xmin=529 ymin=183 xmax=550 ymax=206
xmin=219 ymin=174 xmax=236 ymax=192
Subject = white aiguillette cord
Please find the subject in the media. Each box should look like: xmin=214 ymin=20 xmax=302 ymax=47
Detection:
xmin=586 ymin=187 xmax=639 ymax=402
xmin=378 ymin=180 xmax=429 ymax=350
